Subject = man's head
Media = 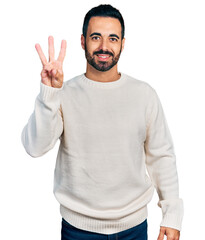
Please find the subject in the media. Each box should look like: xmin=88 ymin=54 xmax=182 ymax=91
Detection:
xmin=81 ymin=4 xmax=125 ymax=72
xmin=82 ymin=4 xmax=125 ymax=40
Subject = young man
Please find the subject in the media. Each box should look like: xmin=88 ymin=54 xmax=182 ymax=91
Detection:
xmin=21 ymin=4 xmax=183 ymax=240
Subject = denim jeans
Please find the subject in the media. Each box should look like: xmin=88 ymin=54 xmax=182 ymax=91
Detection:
xmin=61 ymin=218 xmax=148 ymax=240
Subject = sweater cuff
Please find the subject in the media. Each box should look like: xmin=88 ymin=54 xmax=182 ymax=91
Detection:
xmin=158 ymin=198 xmax=184 ymax=231
xmin=40 ymin=82 xmax=64 ymax=102
xmin=160 ymin=213 xmax=183 ymax=231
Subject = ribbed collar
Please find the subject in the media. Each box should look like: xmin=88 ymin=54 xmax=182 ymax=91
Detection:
xmin=80 ymin=72 xmax=126 ymax=89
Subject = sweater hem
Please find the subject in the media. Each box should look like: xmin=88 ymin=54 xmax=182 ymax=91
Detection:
xmin=60 ymin=204 xmax=148 ymax=235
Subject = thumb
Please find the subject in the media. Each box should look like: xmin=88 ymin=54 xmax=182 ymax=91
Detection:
xmin=157 ymin=227 xmax=166 ymax=240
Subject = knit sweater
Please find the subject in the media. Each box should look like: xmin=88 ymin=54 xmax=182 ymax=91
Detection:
xmin=21 ymin=72 xmax=184 ymax=234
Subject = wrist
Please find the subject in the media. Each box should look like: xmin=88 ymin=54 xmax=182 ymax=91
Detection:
xmin=40 ymin=81 xmax=63 ymax=102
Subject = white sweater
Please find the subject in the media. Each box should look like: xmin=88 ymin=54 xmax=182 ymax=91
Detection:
xmin=21 ymin=72 xmax=184 ymax=234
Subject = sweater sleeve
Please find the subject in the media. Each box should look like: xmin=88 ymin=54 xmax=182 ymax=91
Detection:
xmin=144 ymin=87 xmax=184 ymax=231
xmin=21 ymin=82 xmax=64 ymax=157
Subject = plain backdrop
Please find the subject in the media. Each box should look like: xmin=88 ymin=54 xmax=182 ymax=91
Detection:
xmin=0 ymin=0 xmax=205 ymax=239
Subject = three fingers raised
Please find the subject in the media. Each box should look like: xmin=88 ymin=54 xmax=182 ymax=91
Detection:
xmin=35 ymin=36 xmax=67 ymax=65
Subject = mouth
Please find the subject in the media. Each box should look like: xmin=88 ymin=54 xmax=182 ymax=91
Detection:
xmin=96 ymin=54 xmax=111 ymax=61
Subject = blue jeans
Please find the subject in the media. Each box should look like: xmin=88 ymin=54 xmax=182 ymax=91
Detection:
xmin=61 ymin=218 xmax=148 ymax=240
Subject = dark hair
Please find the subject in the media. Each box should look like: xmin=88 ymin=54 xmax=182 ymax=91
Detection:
xmin=82 ymin=4 xmax=125 ymax=40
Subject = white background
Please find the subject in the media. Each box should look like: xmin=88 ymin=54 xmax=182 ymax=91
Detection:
xmin=0 ymin=0 xmax=204 ymax=239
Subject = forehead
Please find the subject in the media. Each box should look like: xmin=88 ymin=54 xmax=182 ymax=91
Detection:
xmin=87 ymin=16 xmax=121 ymax=36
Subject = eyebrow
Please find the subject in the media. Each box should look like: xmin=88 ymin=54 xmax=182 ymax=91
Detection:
xmin=89 ymin=32 xmax=120 ymax=39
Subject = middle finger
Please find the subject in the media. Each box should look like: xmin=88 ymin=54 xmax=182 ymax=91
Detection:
xmin=48 ymin=35 xmax=55 ymax=62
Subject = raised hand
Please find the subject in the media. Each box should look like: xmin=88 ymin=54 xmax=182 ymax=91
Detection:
xmin=35 ymin=36 xmax=67 ymax=88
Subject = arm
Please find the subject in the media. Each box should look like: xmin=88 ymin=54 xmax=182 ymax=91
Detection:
xmin=21 ymin=36 xmax=67 ymax=157
xmin=21 ymin=82 xmax=63 ymax=157
xmin=144 ymin=87 xmax=184 ymax=235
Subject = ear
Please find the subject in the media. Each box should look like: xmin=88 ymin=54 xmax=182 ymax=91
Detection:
xmin=121 ymin=37 xmax=125 ymax=52
xmin=81 ymin=34 xmax=85 ymax=50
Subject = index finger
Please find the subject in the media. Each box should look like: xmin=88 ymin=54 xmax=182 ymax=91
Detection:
xmin=57 ymin=40 xmax=67 ymax=63
xmin=35 ymin=43 xmax=48 ymax=66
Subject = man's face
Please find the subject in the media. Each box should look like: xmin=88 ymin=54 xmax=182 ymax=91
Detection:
xmin=81 ymin=16 xmax=125 ymax=72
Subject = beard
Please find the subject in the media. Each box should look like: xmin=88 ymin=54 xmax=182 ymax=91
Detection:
xmin=84 ymin=42 xmax=122 ymax=72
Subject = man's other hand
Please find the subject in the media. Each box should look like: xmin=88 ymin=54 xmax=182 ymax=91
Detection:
xmin=157 ymin=226 xmax=180 ymax=240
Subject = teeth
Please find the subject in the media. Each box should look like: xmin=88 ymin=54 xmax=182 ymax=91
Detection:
xmin=98 ymin=55 xmax=109 ymax=58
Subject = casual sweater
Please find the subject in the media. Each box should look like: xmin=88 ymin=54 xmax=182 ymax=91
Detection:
xmin=21 ymin=72 xmax=184 ymax=234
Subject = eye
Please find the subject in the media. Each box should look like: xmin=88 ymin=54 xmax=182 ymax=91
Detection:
xmin=110 ymin=38 xmax=118 ymax=42
xmin=92 ymin=36 xmax=100 ymax=40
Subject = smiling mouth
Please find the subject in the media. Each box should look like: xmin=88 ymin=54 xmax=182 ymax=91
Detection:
xmin=96 ymin=54 xmax=111 ymax=61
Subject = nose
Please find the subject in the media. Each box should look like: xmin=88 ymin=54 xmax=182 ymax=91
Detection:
xmin=99 ymin=38 xmax=109 ymax=51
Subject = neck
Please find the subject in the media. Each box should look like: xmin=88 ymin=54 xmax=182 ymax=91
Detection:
xmin=85 ymin=64 xmax=121 ymax=82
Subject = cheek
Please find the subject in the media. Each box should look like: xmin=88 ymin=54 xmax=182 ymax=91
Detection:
xmin=86 ymin=41 xmax=100 ymax=52
xmin=114 ymin=44 xmax=122 ymax=52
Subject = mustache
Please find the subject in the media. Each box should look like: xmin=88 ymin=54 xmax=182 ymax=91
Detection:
xmin=94 ymin=50 xmax=113 ymax=57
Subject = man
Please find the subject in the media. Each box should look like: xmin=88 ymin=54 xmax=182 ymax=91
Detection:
xmin=21 ymin=4 xmax=183 ymax=240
